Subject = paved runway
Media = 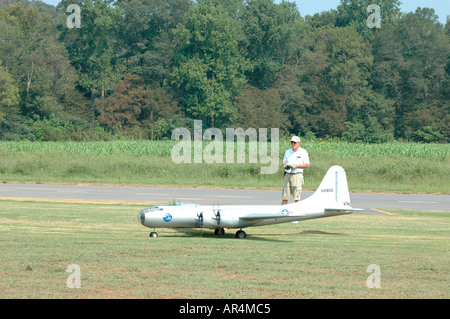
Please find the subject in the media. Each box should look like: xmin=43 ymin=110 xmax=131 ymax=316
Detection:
xmin=0 ymin=183 xmax=449 ymax=212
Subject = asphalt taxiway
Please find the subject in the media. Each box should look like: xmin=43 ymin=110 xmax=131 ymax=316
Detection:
xmin=0 ymin=183 xmax=448 ymax=212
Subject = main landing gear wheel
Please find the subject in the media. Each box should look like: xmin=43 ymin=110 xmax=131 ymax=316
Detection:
xmin=214 ymin=228 xmax=225 ymax=235
xmin=235 ymin=230 xmax=246 ymax=239
xmin=149 ymin=231 xmax=158 ymax=238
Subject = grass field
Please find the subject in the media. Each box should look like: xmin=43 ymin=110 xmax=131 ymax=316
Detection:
xmin=1 ymin=199 xmax=448 ymax=299
xmin=0 ymin=140 xmax=449 ymax=194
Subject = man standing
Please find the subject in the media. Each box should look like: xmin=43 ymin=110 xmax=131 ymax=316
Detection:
xmin=282 ymin=136 xmax=310 ymax=204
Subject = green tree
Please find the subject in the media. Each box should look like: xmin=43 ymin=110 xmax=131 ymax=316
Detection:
xmin=336 ymin=0 xmax=401 ymax=38
xmin=0 ymin=2 xmax=85 ymax=140
xmin=172 ymin=0 xmax=249 ymax=127
xmin=117 ymin=0 xmax=191 ymax=87
xmin=59 ymin=0 xmax=125 ymax=119
xmin=0 ymin=60 xmax=20 ymax=124
xmin=372 ymin=8 xmax=450 ymax=141
xmin=234 ymin=86 xmax=289 ymax=132
xmin=99 ymin=74 xmax=182 ymax=139
xmin=0 ymin=2 xmax=59 ymax=115
xmin=241 ymin=0 xmax=301 ymax=89
xmin=293 ymin=25 xmax=394 ymax=139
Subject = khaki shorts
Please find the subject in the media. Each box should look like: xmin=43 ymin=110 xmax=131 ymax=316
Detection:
xmin=282 ymin=173 xmax=304 ymax=201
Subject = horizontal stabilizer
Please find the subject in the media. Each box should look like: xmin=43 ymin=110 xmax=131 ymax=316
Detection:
xmin=324 ymin=207 xmax=363 ymax=216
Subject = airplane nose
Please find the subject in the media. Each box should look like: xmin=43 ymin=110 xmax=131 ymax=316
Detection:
xmin=137 ymin=211 xmax=145 ymax=225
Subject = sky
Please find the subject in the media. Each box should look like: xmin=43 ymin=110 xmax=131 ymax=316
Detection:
xmin=291 ymin=0 xmax=449 ymax=24
xmin=41 ymin=0 xmax=449 ymax=24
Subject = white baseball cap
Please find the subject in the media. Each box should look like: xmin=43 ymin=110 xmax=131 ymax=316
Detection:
xmin=290 ymin=136 xmax=301 ymax=143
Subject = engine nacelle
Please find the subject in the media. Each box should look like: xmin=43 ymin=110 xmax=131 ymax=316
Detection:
xmin=218 ymin=214 xmax=236 ymax=228
xmin=198 ymin=210 xmax=221 ymax=228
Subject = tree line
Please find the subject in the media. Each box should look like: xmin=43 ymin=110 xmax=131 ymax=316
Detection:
xmin=0 ymin=0 xmax=449 ymax=142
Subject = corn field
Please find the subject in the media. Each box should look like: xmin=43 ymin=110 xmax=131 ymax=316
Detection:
xmin=0 ymin=140 xmax=448 ymax=159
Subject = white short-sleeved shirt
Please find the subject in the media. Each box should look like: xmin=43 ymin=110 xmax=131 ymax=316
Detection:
xmin=283 ymin=147 xmax=310 ymax=174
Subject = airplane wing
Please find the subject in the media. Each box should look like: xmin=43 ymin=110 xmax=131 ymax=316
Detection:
xmin=175 ymin=202 xmax=200 ymax=207
xmin=240 ymin=213 xmax=303 ymax=221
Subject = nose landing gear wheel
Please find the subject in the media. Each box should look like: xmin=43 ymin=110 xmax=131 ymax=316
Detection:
xmin=149 ymin=231 xmax=158 ymax=238
xmin=235 ymin=230 xmax=246 ymax=239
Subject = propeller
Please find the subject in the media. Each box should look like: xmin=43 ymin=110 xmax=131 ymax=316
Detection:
xmin=196 ymin=212 xmax=203 ymax=227
xmin=213 ymin=208 xmax=221 ymax=226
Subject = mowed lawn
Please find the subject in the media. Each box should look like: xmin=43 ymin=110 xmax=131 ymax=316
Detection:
xmin=0 ymin=199 xmax=448 ymax=299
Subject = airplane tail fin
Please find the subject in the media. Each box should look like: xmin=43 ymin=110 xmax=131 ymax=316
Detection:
xmin=308 ymin=165 xmax=351 ymax=206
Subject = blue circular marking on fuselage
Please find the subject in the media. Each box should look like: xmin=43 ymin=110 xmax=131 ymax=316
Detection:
xmin=163 ymin=213 xmax=172 ymax=222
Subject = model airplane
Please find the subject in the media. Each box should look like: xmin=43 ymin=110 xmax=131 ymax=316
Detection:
xmin=137 ymin=165 xmax=362 ymax=238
